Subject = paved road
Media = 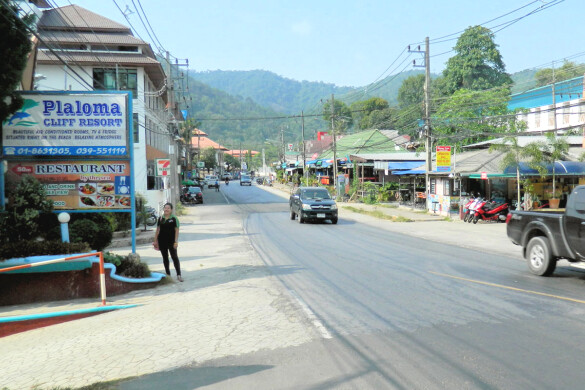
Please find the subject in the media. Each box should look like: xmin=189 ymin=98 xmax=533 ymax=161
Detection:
xmin=0 ymin=181 xmax=550 ymax=389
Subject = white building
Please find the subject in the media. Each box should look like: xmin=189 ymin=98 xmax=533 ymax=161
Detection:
xmin=34 ymin=4 xmax=176 ymax=209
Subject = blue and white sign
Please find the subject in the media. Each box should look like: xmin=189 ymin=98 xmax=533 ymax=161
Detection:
xmin=2 ymin=93 xmax=128 ymax=157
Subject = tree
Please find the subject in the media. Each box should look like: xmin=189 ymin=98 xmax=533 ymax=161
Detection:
xmin=0 ymin=2 xmax=35 ymax=123
xmin=200 ymin=147 xmax=218 ymax=171
xmin=534 ymin=60 xmax=585 ymax=87
xmin=397 ymin=74 xmax=425 ymax=109
xmin=441 ymin=26 xmax=512 ymax=95
xmin=489 ymin=136 xmax=531 ymax=209
xmin=434 ymin=86 xmax=523 ymax=148
xmin=322 ymin=99 xmax=353 ymax=134
xmin=350 ymin=97 xmax=392 ymax=130
xmin=524 ymin=133 xmax=569 ymax=202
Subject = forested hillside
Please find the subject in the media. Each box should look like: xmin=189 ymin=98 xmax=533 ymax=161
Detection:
xmin=187 ymin=78 xmax=324 ymax=146
xmin=190 ymin=70 xmax=355 ymax=114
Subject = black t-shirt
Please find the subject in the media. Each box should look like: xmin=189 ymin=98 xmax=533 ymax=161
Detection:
xmin=157 ymin=215 xmax=179 ymax=245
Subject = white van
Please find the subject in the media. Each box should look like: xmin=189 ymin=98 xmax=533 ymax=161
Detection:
xmin=205 ymin=175 xmax=219 ymax=189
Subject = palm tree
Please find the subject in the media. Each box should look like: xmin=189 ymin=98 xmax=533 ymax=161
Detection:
xmin=489 ymin=136 xmax=530 ymax=209
xmin=525 ymin=133 xmax=569 ymax=206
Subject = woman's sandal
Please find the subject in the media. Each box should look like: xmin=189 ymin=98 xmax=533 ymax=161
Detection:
xmin=177 ymin=275 xmax=184 ymax=282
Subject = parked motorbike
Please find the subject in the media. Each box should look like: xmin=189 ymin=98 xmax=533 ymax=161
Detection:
xmin=473 ymin=200 xmax=509 ymax=224
xmin=136 ymin=206 xmax=157 ymax=227
xmin=462 ymin=196 xmax=476 ymax=222
xmin=466 ymin=197 xmax=485 ymax=223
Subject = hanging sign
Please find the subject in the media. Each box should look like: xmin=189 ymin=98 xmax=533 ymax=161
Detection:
xmin=436 ymin=146 xmax=451 ymax=172
xmin=156 ymin=159 xmax=171 ymax=176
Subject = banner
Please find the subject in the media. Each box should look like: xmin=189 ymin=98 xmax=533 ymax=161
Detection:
xmin=6 ymin=160 xmax=131 ymax=210
xmin=156 ymin=159 xmax=171 ymax=176
xmin=2 ymin=93 xmax=128 ymax=157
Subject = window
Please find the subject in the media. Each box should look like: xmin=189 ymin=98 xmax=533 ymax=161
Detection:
xmin=430 ymin=178 xmax=436 ymax=194
xmin=444 ymin=179 xmax=451 ymax=196
xmin=133 ymin=113 xmax=139 ymax=143
xmin=93 ymin=68 xmax=137 ymax=95
xmin=146 ymin=160 xmax=163 ymax=190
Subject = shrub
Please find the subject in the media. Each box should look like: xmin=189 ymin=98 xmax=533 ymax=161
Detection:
xmin=104 ymin=252 xmax=151 ymax=278
xmin=0 ymin=241 xmax=91 ymax=261
xmin=0 ymin=175 xmax=53 ymax=243
xmin=69 ymin=214 xmax=113 ymax=250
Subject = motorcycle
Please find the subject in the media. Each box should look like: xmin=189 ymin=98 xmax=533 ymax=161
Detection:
xmin=473 ymin=200 xmax=509 ymax=224
xmin=225 ymin=178 xmax=229 ymax=185
xmin=466 ymin=197 xmax=485 ymax=223
xmin=136 ymin=206 xmax=157 ymax=226
xmin=462 ymin=196 xmax=476 ymax=222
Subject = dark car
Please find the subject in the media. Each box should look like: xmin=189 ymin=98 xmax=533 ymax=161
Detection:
xmin=289 ymin=187 xmax=338 ymax=224
xmin=186 ymin=186 xmax=203 ymax=204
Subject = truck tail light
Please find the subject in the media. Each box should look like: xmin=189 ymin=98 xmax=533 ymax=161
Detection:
xmin=505 ymin=213 xmax=512 ymax=224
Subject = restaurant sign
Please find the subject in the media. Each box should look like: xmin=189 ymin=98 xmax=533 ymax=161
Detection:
xmin=6 ymin=160 xmax=131 ymax=210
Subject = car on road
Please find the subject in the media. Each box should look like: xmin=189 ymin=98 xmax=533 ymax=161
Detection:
xmin=186 ymin=186 xmax=203 ymax=204
xmin=240 ymin=174 xmax=252 ymax=186
xmin=289 ymin=186 xmax=338 ymax=224
xmin=507 ymin=185 xmax=585 ymax=276
xmin=221 ymin=173 xmax=232 ymax=180
xmin=205 ymin=175 xmax=219 ymax=189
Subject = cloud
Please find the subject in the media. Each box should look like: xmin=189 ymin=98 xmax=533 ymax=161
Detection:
xmin=291 ymin=20 xmax=312 ymax=36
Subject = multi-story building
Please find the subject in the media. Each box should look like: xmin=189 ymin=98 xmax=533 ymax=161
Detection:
xmin=34 ymin=4 xmax=177 ymax=209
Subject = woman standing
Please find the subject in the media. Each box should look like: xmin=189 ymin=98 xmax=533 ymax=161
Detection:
xmin=153 ymin=202 xmax=183 ymax=282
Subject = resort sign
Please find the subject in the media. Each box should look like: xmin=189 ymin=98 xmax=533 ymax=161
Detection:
xmin=2 ymin=93 xmax=128 ymax=157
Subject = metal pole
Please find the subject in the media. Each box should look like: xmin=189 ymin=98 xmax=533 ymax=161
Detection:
xmin=331 ymin=94 xmax=338 ymax=197
xmin=424 ymin=37 xmax=432 ymax=205
xmin=301 ymin=110 xmax=307 ymax=186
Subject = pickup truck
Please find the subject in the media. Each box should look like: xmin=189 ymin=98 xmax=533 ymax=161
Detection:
xmin=506 ymin=185 xmax=585 ymax=276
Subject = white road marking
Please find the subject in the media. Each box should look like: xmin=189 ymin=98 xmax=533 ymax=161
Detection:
xmin=289 ymin=290 xmax=333 ymax=339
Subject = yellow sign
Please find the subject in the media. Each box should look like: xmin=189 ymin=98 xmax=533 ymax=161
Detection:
xmin=436 ymin=146 xmax=451 ymax=172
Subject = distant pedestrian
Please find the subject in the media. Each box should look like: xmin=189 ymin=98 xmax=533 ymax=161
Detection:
xmin=153 ymin=202 xmax=183 ymax=282
xmin=215 ymin=179 xmax=220 ymax=191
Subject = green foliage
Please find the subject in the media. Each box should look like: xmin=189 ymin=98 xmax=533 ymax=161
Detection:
xmin=0 ymin=240 xmax=90 ymax=261
xmin=103 ymin=251 xmax=151 ymax=278
xmin=398 ymin=74 xmax=425 ymax=109
xmin=69 ymin=214 xmax=113 ymax=251
xmin=362 ymin=182 xmax=379 ymax=204
xmin=535 ymin=60 xmax=585 ymax=87
xmin=322 ymin=99 xmax=353 ymax=134
xmin=0 ymin=3 xmax=35 ymax=123
xmin=200 ymin=146 xmax=218 ymax=171
xmin=524 ymin=133 xmax=569 ymax=197
xmin=434 ymin=87 xmax=523 ymax=147
xmin=190 ymin=69 xmax=355 ymax=115
xmin=0 ymin=175 xmax=54 ymax=243
xmin=441 ymin=26 xmax=512 ymax=95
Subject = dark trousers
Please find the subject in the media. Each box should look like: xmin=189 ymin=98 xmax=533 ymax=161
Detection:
xmin=159 ymin=242 xmax=181 ymax=276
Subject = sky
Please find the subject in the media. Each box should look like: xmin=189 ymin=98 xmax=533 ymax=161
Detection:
xmin=50 ymin=0 xmax=583 ymax=88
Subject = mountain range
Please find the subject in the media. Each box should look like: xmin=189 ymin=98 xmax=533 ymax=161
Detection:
xmin=186 ymin=68 xmax=539 ymax=145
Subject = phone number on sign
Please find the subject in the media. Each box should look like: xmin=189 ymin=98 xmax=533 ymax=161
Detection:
xmin=14 ymin=147 xmax=127 ymax=156
xmin=75 ymin=147 xmax=127 ymax=155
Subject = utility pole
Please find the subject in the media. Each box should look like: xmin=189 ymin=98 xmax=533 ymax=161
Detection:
xmin=410 ymin=38 xmax=432 ymax=201
xmin=166 ymin=51 xmax=178 ymax=204
xmin=552 ymin=61 xmax=557 ymax=133
xmin=330 ymin=94 xmax=338 ymax=197
xmin=281 ymin=126 xmax=285 ymax=169
xmin=301 ymin=110 xmax=307 ymax=186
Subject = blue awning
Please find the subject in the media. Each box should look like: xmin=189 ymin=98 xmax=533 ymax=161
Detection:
xmin=503 ymin=161 xmax=585 ymax=176
xmin=387 ymin=161 xmax=425 ymax=170
xmin=393 ymin=169 xmax=426 ymax=175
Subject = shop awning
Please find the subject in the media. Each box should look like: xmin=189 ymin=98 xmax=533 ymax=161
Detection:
xmin=387 ymin=161 xmax=425 ymax=170
xmin=392 ymin=169 xmax=426 ymax=175
xmin=503 ymin=161 xmax=585 ymax=176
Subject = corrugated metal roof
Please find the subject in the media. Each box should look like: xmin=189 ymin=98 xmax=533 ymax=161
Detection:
xmin=37 ymin=50 xmax=160 ymax=66
xmin=39 ymin=31 xmax=146 ymax=46
xmin=319 ymin=130 xmax=405 ymax=159
xmin=39 ymin=5 xmax=130 ymax=33
xmin=351 ymin=152 xmax=424 ymax=161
